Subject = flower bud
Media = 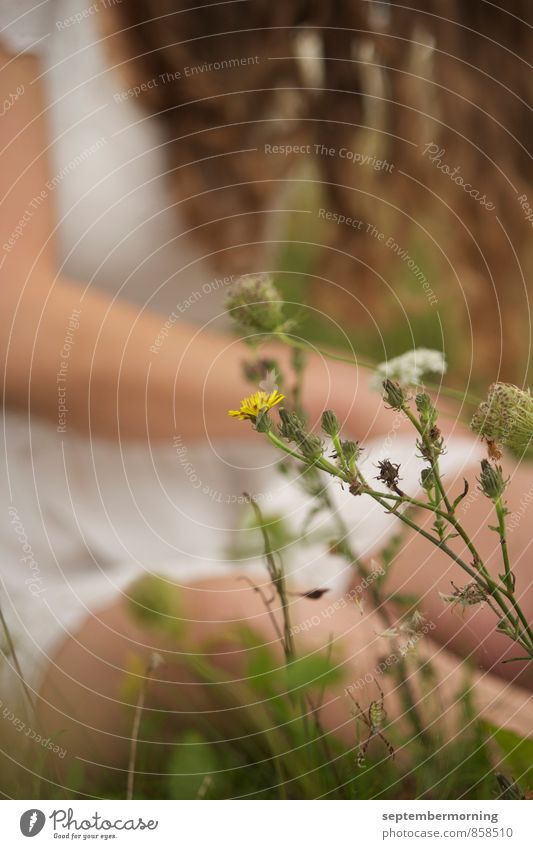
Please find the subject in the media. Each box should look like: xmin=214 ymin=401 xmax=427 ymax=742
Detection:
xmin=321 ymin=409 xmax=341 ymax=438
xmin=299 ymin=434 xmax=325 ymax=462
xmin=255 ymin=409 xmax=273 ymax=433
xmin=382 ymin=379 xmax=405 ymax=410
xmin=415 ymin=392 xmax=437 ymax=428
xmin=478 ymin=459 xmax=507 ymax=501
xmin=340 ymin=440 xmax=360 ymax=463
xmin=278 ymin=408 xmax=304 ymax=442
xmin=278 ymin=408 xmax=324 ymax=460
xmin=420 ymin=467 xmax=435 ymax=491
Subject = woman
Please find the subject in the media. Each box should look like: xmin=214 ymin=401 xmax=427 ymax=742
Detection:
xmin=0 ymin=0 xmax=531 ymax=787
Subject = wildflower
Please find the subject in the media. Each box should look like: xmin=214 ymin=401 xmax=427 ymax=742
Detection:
xmin=370 ymin=348 xmax=447 ymax=391
xmin=478 ymin=459 xmax=507 ymax=501
xmin=228 ymin=389 xmax=285 ymax=422
xmin=439 ymin=581 xmax=487 ymax=610
xmin=225 ymin=273 xmax=293 ymax=337
xmin=471 ymin=382 xmax=533 ymax=457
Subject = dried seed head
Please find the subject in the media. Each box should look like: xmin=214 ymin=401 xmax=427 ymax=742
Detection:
xmin=376 ymin=459 xmax=402 ymax=491
xmin=439 ymin=581 xmax=487 ymax=609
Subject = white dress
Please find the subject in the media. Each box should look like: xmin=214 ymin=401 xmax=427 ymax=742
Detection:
xmin=0 ymin=0 xmax=482 ymax=691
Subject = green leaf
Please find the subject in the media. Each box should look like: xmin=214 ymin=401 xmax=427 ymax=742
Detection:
xmin=284 ymin=653 xmax=342 ymax=694
xmin=166 ymin=730 xmax=219 ymax=799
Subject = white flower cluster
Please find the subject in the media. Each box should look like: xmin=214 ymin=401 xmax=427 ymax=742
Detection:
xmin=370 ymin=348 xmax=447 ymax=390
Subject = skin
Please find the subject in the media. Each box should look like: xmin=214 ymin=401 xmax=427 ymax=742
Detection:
xmin=377 ymin=449 xmax=533 ymax=689
xmin=37 ymin=576 xmax=533 ymax=786
xmin=1 ymin=47 xmax=532 ymax=787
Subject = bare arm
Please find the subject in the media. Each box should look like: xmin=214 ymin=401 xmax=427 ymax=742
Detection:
xmin=0 ymin=48 xmax=399 ymax=443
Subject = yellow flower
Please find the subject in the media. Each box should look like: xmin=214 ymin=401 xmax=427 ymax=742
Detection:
xmin=228 ymin=389 xmax=285 ymax=421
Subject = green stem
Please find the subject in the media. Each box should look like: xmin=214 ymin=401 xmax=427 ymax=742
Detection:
xmin=265 ymin=432 xmax=533 ymax=658
xmin=402 ymin=406 xmax=453 ymax=515
xmin=495 ymin=497 xmax=513 ymax=594
xmin=0 ymin=603 xmax=34 ymax=714
xmin=248 ymin=494 xmax=295 ymax=662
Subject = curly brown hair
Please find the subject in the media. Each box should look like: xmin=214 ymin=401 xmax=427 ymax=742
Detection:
xmin=104 ymin=0 xmax=533 ymax=379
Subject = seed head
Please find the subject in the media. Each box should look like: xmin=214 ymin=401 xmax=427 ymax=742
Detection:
xmin=471 ymin=382 xmax=533 ymax=457
xmin=376 ymin=459 xmax=402 ymax=493
xmin=225 ymin=273 xmax=293 ymax=338
xmin=439 ymin=581 xmax=487 ymax=609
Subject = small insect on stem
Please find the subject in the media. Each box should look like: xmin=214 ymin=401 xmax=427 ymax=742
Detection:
xmin=347 ymin=686 xmax=395 ymax=768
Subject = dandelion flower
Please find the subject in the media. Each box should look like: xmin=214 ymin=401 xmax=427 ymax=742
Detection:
xmin=370 ymin=348 xmax=447 ymax=391
xmin=228 ymin=389 xmax=285 ymax=422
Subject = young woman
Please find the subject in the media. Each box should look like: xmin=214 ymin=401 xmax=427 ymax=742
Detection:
xmin=0 ymin=0 xmax=531 ymax=785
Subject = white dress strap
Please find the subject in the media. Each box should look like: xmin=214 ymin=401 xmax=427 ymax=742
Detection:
xmin=0 ymin=0 xmax=55 ymax=56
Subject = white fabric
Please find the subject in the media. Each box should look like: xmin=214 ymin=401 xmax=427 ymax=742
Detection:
xmin=0 ymin=0 xmax=52 ymax=54
xmin=0 ymin=411 xmax=483 ymax=690
xmin=0 ymin=2 xmax=484 ymax=692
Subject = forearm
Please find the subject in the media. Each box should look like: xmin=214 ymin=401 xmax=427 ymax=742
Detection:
xmin=0 ymin=268 xmax=401 ymax=442
xmin=1 ymin=270 xmax=249 ymax=440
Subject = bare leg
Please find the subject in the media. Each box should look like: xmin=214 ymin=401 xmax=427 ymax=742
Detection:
xmin=37 ymin=574 xmax=532 ymax=791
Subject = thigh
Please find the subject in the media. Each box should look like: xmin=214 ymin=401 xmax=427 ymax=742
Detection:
xmin=36 ymin=573 xmax=532 ymax=789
